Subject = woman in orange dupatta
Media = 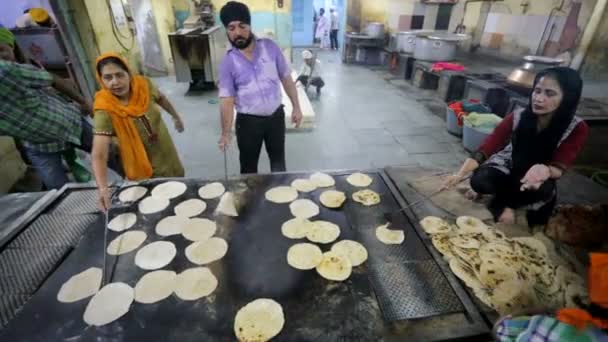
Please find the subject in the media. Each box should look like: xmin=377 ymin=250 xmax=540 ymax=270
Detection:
xmin=92 ymin=52 xmax=185 ymax=211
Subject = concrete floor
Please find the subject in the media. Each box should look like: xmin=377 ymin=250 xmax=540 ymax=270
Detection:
xmin=153 ymin=49 xmax=468 ymax=179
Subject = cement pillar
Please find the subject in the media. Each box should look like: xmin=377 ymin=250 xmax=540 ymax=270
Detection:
xmin=471 ymin=1 xmax=491 ymax=49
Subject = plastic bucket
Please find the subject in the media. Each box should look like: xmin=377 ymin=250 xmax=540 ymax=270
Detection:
xmin=463 ymin=124 xmax=490 ymax=152
xmin=446 ymin=107 xmax=463 ymax=137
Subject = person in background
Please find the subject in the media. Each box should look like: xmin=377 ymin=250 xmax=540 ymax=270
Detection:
xmin=493 ymin=252 xmax=608 ymax=341
xmin=0 ymin=28 xmax=111 ymax=190
xmin=313 ymin=9 xmax=318 ymax=44
xmin=329 ymin=8 xmax=339 ymax=50
xmin=296 ymin=50 xmax=324 ymax=97
xmin=443 ymin=67 xmax=588 ymax=226
xmin=92 ymin=52 xmax=185 ymax=211
xmin=217 ymin=1 xmax=303 ymax=174
xmin=16 ymin=8 xmax=55 ymax=28
xmin=315 ymin=8 xmax=330 ymax=49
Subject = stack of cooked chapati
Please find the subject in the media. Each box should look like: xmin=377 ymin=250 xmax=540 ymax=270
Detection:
xmin=420 ymin=216 xmax=588 ymax=315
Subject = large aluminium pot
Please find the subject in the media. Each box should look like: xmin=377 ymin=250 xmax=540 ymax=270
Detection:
xmin=396 ymin=30 xmax=434 ymax=53
xmin=365 ymin=22 xmax=385 ymax=38
xmin=413 ymin=34 xmax=469 ymax=62
xmin=507 ymin=55 xmax=563 ymax=89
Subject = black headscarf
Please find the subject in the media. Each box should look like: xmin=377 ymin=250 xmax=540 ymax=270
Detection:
xmin=511 ymin=67 xmax=583 ymax=178
xmin=220 ymin=1 xmax=251 ymax=27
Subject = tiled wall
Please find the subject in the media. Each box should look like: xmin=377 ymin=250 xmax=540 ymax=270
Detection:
xmin=358 ymin=0 xmax=435 ymax=33
xmin=481 ymin=13 xmax=556 ymax=54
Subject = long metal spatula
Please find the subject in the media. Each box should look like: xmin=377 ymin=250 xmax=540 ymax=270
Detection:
xmin=384 ymin=175 xmax=472 ymax=227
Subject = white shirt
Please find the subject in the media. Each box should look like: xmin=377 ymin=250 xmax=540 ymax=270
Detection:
xmin=299 ymin=59 xmax=322 ymax=79
xmin=330 ymin=13 xmax=339 ymax=30
xmin=315 ymin=15 xmax=328 ymax=38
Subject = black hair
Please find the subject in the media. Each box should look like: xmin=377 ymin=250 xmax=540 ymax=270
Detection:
xmin=96 ymin=56 xmax=130 ymax=76
xmin=511 ymin=67 xmax=583 ymax=178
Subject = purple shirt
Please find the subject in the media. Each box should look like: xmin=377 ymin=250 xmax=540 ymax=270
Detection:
xmin=218 ymin=38 xmax=290 ymax=116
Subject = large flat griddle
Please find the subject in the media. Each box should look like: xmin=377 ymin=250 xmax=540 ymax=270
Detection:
xmin=0 ymin=170 xmax=489 ymax=341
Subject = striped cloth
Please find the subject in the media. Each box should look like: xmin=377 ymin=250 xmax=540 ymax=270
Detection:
xmin=0 ymin=60 xmax=81 ymax=153
xmin=495 ymin=315 xmax=608 ymax=342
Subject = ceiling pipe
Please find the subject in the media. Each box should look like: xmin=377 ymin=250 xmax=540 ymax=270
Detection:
xmin=570 ymin=0 xmax=607 ymax=70
xmin=535 ymin=0 xmax=566 ymax=55
xmin=454 ymin=0 xmax=503 ymax=33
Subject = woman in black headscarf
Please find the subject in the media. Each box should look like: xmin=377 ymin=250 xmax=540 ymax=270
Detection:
xmin=444 ymin=67 xmax=589 ymax=225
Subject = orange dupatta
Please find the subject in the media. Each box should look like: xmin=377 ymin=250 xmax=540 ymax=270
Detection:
xmin=93 ymin=52 xmax=153 ymax=180
xmin=557 ymin=253 xmax=608 ymax=330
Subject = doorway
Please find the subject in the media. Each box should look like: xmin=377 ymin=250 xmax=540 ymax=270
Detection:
xmin=292 ymin=0 xmax=345 ymax=49
xmin=292 ymin=0 xmax=314 ymax=47
xmin=435 ymin=3 xmax=453 ymax=30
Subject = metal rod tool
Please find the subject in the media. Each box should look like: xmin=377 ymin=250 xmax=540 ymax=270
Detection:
xmin=223 ymin=148 xmax=229 ymax=184
xmin=384 ymin=175 xmax=472 ymax=225
xmin=102 ymin=207 xmax=109 ymax=286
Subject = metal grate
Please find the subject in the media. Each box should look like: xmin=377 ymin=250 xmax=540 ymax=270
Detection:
xmin=50 ymin=189 xmax=105 ymax=215
xmin=0 ymin=294 xmax=30 ymax=329
xmin=368 ymin=260 xmax=464 ymax=321
xmin=10 ymin=214 xmax=97 ymax=248
xmin=0 ymin=247 xmax=69 ymax=295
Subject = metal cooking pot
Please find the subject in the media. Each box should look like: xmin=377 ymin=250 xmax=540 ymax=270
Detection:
xmin=507 ymin=55 xmax=563 ymax=88
xmin=396 ymin=30 xmax=434 ymax=53
xmin=413 ymin=34 xmax=469 ymax=62
xmin=365 ymin=22 xmax=385 ymax=39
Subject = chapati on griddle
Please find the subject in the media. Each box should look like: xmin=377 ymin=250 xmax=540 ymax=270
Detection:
xmin=155 ymin=215 xmax=189 ymax=236
xmin=134 ymin=241 xmax=177 ymax=270
xmin=134 ymin=270 xmax=177 ymax=304
xmin=182 ymin=218 xmax=217 ymax=242
xmin=118 ymin=186 xmax=147 ymax=203
xmin=419 ymin=216 xmax=451 ymax=235
xmin=185 ymin=237 xmax=228 ymax=265
xmin=216 ymin=192 xmax=239 ymax=217
xmin=174 ymin=267 xmax=218 ymax=300
xmin=57 ymin=267 xmax=102 ymax=303
xmin=352 ymin=189 xmax=380 ymax=206
xmin=375 ymin=223 xmax=404 ymax=245
xmin=330 ymin=240 xmax=368 ymax=266
xmin=151 ymin=181 xmax=187 ymax=199
xmin=198 ymin=182 xmax=226 ymax=199
xmin=281 ymin=218 xmax=313 ymax=239
xmin=107 ymin=230 xmax=147 ymax=255
xmin=234 ymin=298 xmax=285 ymax=342
xmin=265 ymin=186 xmax=298 ymax=204
xmin=346 ymin=172 xmax=373 ymax=187
xmin=174 ymin=198 xmax=207 ymax=217
xmin=309 ymin=172 xmax=335 ymax=187
xmin=306 ymin=221 xmax=340 ymax=244
xmin=107 ymin=213 xmax=137 ymax=232
xmin=287 ymin=243 xmax=323 ymax=270
xmin=83 ymin=282 xmax=133 ymax=326
xmin=291 ymin=178 xmax=317 ymax=193
xmin=319 ymin=190 xmax=346 ymax=208
xmin=316 ymin=251 xmax=352 ymax=281
xmin=138 ymin=196 xmax=170 ymax=214
xmin=289 ymin=199 xmax=320 ymax=219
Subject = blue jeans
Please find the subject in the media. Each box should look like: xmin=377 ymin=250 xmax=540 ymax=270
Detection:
xmin=24 ymin=118 xmax=122 ymax=190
